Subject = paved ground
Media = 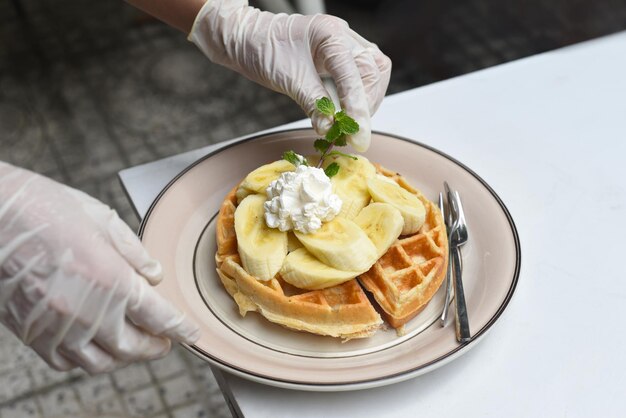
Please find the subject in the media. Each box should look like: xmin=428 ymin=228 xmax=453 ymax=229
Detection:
xmin=1 ymin=0 xmax=624 ymax=417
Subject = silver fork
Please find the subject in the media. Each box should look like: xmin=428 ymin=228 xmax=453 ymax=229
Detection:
xmin=447 ymin=186 xmax=470 ymax=342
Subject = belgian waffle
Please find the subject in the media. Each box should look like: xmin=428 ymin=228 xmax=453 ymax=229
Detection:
xmin=359 ymin=165 xmax=449 ymax=328
xmin=214 ymin=165 xmax=448 ymax=337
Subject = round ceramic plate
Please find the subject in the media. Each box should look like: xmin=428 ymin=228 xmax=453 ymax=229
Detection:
xmin=139 ymin=129 xmax=521 ymax=391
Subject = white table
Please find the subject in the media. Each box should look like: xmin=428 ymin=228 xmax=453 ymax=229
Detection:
xmin=119 ymin=32 xmax=626 ymax=418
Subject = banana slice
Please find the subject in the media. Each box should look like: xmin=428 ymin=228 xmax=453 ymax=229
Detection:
xmin=236 ymin=160 xmax=295 ymax=203
xmin=354 ymin=203 xmax=404 ymax=258
xmin=322 ymin=155 xmax=376 ymax=220
xmin=295 ymin=216 xmax=378 ymax=272
xmin=366 ymin=177 xmax=426 ymax=235
xmin=234 ymin=194 xmax=288 ymax=280
xmin=280 ymin=248 xmax=361 ymax=290
xmin=287 ymin=231 xmax=303 ymax=252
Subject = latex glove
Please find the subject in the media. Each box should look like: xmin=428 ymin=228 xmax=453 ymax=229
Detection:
xmin=188 ymin=0 xmax=391 ymax=152
xmin=0 ymin=162 xmax=200 ymax=374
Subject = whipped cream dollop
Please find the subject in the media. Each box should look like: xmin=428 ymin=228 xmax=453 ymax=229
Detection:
xmin=264 ymin=164 xmax=342 ymax=234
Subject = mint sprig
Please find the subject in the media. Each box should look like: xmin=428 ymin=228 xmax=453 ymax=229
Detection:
xmin=282 ymin=97 xmax=359 ymax=178
xmin=313 ymin=97 xmax=359 ymax=177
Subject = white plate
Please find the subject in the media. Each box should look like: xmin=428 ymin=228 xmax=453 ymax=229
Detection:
xmin=139 ymin=129 xmax=521 ymax=391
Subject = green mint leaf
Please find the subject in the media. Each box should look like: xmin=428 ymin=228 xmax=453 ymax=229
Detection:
xmin=324 ymin=162 xmax=340 ymax=178
xmin=335 ymin=111 xmax=359 ymax=135
xmin=334 ymin=135 xmax=347 ymax=147
xmin=314 ymin=139 xmax=331 ymax=153
xmin=283 ymin=150 xmax=307 ymax=166
xmin=315 ymin=97 xmax=335 ymax=116
xmin=325 ymin=122 xmax=342 ymax=142
xmin=334 ymin=110 xmax=348 ymax=120
xmin=328 ymin=150 xmax=357 ymax=160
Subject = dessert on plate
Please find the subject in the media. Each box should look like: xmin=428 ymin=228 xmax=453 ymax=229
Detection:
xmin=214 ymin=153 xmax=449 ymax=339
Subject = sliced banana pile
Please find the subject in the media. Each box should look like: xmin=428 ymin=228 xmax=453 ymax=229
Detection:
xmin=233 ymin=155 xmax=426 ymax=290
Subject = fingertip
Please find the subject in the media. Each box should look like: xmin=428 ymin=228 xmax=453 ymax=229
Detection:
xmin=348 ymin=119 xmax=371 ymax=152
xmin=125 ymin=275 xmax=200 ymax=345
xmin=297 ymin=80 xmax=334 ymax=136
xmin=311 ymin=112 xmax=333 ymax=135
xmin=49 ymin=357 xmax=78 ymax=372
xmin=140 ymin=259 xmax=163 ymax=285
xmin=150 ymin=337 xmax=172 ymax=359
xmin=374 ymin=50 xmax=392 ymax=74
xmin=167 ymin=312 xmax=201 ymax=346
xmin=157 ymin=310 xmax=200 ymax=345
xmin=178 ymin=317 xmax=201 ymax=345
xmin=189 ymin=326 xmax=201 ymax=344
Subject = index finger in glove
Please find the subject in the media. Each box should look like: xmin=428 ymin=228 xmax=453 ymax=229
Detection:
xmin=317 ymin=35 xmax=371 ymax=152
xmin=125 ymin=271 xmax=200 ymax=345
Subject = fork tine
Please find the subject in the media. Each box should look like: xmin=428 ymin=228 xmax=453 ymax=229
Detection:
xmin=444 ymin=181 xmax=458 ymax=235
xmin=443 ymin=181 xmax=453 ymax=217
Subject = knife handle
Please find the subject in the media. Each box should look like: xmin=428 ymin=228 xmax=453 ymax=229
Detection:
xmin=440 ymin=252 xmax=454 ymax=326
xmin=451 ymin=247 xmax=471 ymax=343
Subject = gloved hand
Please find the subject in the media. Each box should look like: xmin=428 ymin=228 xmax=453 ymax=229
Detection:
xmin=0 ymin=162 xmax=200 ymax=374
xmin=188 ymin=0 xmax=391 ymax=152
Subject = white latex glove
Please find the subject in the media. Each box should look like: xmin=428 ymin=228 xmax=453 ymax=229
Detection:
xmin=0 ymin=162 xmax=200 ymax=374
xmin=188 ymin=0 xmax=391 ymax=152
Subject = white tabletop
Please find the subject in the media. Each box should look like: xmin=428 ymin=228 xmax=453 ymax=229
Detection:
xmin=119 ymin=32 xmax=626 ymax=418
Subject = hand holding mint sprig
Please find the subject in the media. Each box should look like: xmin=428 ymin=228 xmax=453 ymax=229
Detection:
xmin=283 ymin=97 xmax=359 ymax=178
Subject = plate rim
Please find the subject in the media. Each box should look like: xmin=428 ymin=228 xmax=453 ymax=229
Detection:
xmin=138 ymin=128 xmax=522 ymax=390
